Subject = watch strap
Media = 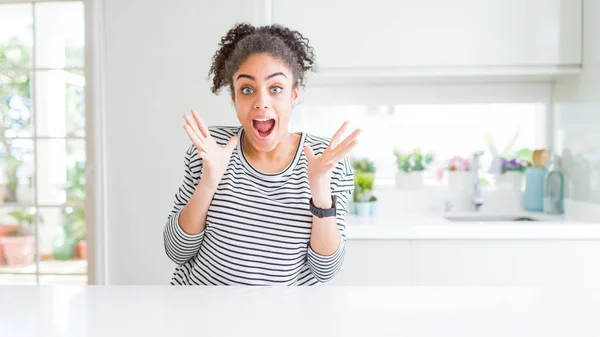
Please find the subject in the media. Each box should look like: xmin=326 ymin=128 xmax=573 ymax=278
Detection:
xmin=309 ymin=195 xmax=337 ymax=218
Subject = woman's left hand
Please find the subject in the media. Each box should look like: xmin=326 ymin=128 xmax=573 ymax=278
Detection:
xmin=304 ymin=121 xmax=361 ymax=209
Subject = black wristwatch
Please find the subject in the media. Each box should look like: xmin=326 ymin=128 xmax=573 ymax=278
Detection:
xmin=309 ymin=195 xmax=337 ymax=218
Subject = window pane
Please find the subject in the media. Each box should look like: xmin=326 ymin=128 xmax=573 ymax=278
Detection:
xmin=38 ymin=206 xmax=87 ymax=274
xmin=291 ymin=103 xmax=546 ymax=187
xmin=35 ymin=2 xmax=85 ymax=69
xmin=0 ymin=206 xmax=38 ymax=273
xmin=0 ymin=4 xmax=33 ymax=69
xmin=0 ymin=139 xmax=34 ymax=204
xmin=36 ymin=139 xmax=85 ymax=205
xmin=1 ymin=70 xmax=33 ymax=138
xmin=35 ymin=70 xmax=85 ymax=137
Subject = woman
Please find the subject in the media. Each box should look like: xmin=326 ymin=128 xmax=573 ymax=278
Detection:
xmin=163 ymin=22 xmax=360 ymax=285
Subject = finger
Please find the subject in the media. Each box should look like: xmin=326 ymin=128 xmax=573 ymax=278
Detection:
xmin=330 ymin=121 xmax=349 ymax=148
xmin=329 ymin=139 xmax=359 ymax=164
xmin=191 ymin=109 xmax=210 ymax=139
xmin=184 ymin=115 xmax=204 ymax=142
xmin=335 ymin=128 xmax=361 ymax=152
xmin=304 ymin=145 xmax=316 ymax=165
xmin=324 ymin=128 xmax=361 ymax=162
xmin=184 ymin=124 xmax=208 ymax=154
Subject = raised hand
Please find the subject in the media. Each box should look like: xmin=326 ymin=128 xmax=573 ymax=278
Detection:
xmin=183 ymin=109 xmax=239 ymax=190
xmin=304 ymin=121 xmax=361 ymax=208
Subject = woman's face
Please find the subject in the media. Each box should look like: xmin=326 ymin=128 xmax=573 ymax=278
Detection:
xmin=232 ymin=53 xmax=300 ymax=153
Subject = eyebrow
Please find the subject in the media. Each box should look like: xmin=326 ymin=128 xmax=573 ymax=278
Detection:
xmin=236 ymin=72 xmax=287 ymax=81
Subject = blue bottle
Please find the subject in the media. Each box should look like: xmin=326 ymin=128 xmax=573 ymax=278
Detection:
xmin=524 ymin=167 xmax=547 ymax=212
xmin=543 ymin=154 xmax=565 ymax=214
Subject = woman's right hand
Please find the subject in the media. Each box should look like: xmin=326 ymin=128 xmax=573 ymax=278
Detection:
xmin=183 ymin=109 xmax=239 ymax=190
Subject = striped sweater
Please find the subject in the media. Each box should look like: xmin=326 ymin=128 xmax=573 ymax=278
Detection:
xmin=163 ymin=125 xmax=354 ymax=285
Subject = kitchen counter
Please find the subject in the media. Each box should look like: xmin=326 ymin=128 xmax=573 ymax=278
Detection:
xmin=2 ymin=285 xmax=600 ymax=337
xmin=345 ymin=212 xmax=600 ymax=240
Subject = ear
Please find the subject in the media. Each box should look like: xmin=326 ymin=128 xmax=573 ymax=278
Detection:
xmin=292 ymin=85 xmax=301 ymax=106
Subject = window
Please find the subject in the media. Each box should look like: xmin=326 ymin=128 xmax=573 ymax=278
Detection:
xmin=290 ymin=87 xmax=548 ymax=189
xmin=0 ymin=1 xmax=87 ymax=285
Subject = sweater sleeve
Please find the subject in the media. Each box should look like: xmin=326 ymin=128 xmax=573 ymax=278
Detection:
xmin=163 ymin=145 xmax=205 ymax=266
xmin=307 ymin=155 xmax=354 ymax=283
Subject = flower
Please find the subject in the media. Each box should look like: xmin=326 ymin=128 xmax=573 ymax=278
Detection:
xmin=445 ymin=156 xmax=470 ymax=171
xmin=501 ymin=157 xmax=531 ymax=173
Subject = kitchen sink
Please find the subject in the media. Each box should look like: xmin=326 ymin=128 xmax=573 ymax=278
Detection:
xmin=443 ymin=214 xmax=540 ymax=222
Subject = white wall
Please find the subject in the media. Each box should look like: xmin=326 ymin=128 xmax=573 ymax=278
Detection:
xmin=553 ymin=0 xmax=600 ymax=215
xmin=103 ymin=0 xmax=255 ymax=284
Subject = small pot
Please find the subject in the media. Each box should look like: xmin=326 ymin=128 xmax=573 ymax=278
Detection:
xmin=0 ymin=235 xmax=35 ymax=266
xmin=77 ymin=240 xmax=87 ymax=260
xmin=395 ymin=171 xmax=423 ymax=189
xmin=369 ymin=201 xmax=378 ymax=216
xmin=0 ymin=225 xmax=19 ymax=265
xmin=354 ymin=202 xmax=371 ymax=216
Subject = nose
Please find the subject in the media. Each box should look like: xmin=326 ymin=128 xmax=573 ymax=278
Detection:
xmin=253 ymin=90 xmax=271 ymax=110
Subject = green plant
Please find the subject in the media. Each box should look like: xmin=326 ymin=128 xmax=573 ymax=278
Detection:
xmin=7 ymin=207 xmax=44 ymax=236
xmin=352 ymin=166 xmax=375 ymax=202
xmin=351 ymin=158 xmax=376 ymax=173
xmin=394 ymin=148 xmax=434 ymax=173
xmin=1 ymin=39 xmax=32 ymax=202
xmin=62 ymin=160 xmax=86 ymax=242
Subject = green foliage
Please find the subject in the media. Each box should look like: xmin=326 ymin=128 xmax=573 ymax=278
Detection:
xmin=7 ymin=207 xmax=44 ymax=236
xmin=394 ymin=148 xmax=434 ymax=173
xmin=1 ymin=39 xmax=32 ymax=202
xmin=351 ymin=158 xmax=376 ymax=202
xmin=351 ymin=158 xmax=376 ymax=173
xmin=62 ymin=160 xmax=86 ymax=242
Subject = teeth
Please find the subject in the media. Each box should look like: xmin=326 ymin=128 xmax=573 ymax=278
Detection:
xmin=254 ymin=118 xmax=272 ymax=122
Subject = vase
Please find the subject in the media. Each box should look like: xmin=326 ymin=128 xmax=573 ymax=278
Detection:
xmin=496 ymin=171 xmax=523 ymax=191
xmin=395 ymin=171 xmax=423 ymax=189
xmin=0 ymin=235 xmax=35 ymax=266
xmin=369 ymin=201 xmax=378 ymax=216
xmin=354 ymin=202 xmax=371 ymax=216
xmin=447 ymin=171 xmax=471 ymax=191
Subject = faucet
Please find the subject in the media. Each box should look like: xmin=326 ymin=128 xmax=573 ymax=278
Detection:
xmin=471 ymin=151 xmax=484 ymax=211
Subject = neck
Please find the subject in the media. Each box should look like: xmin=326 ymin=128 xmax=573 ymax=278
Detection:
xmin=242 ymin=131 xmax=298 ymax=163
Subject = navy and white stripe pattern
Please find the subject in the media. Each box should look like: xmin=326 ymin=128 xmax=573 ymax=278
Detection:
xmin=163 ymin=126 xmax=354 ymax=285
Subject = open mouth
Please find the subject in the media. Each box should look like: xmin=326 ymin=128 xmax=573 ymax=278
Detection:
xmin=252 ymin=118 xmax=276 ymax=139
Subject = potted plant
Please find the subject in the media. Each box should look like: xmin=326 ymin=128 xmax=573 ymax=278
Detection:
xmin=54 ymin=160 xmax=86 ymax=260
xmin=442 ymin=155 xmax=471 ymax=190
xmin=351 ymin=158 xmax=377 ymax=216
xmin=496 ymin=155 xmax=531 ymax=191
xmin=0 ymin=207 xmax=42 ymax=266
xmin=393 ymin=148 xmax=434 ymax=189
xmin=353 ymin=172 xmax=375 ymax=216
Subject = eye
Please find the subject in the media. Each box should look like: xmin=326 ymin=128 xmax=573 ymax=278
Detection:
xmin=241 ymin=87 xmax=254 ymax=95
xmin=270 ymin=86 xmax=283 ymax=94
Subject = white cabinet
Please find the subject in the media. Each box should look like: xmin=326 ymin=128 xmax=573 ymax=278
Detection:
xmin=411 ymin=240 xmax=600 ymax=286
xmin=272 ymin=0 xmax=582 ymax=79
xmin=329 ymin=240 xmax=411 ymax=286
xmin=335 ymin=239 xmax=600 ymax=286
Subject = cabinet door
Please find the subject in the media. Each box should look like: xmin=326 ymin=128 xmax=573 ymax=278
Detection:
xmin=411 ymin=240 xmax=600 ymax=286
xmin=328 ymin=240 xmax=411 ymax=286
xmin=272 ymin=0 xmax=582 ymax=69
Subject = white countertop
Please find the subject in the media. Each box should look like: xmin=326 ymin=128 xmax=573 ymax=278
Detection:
xmin=2 ymin=285 xmax=600 ymax=337
xmin=345 ymin=211 xmax=600 ymax=240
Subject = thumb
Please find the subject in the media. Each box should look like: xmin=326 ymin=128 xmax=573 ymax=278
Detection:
xmin=225 ymin=136 xmax=239 ymax=154
xmin=304 ymin=145 xmax=316 ymax=164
